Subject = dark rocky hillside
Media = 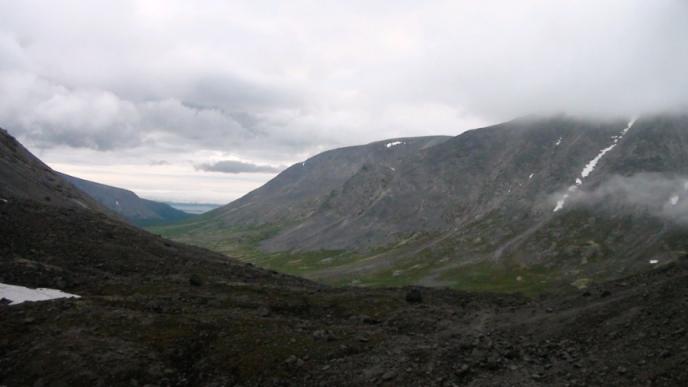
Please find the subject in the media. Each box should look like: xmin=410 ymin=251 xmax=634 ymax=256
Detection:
xmin=60 ymin=172 xmax=191 ymax=226
xmin=156 ymin=114 xmax=688 ymax=291
xmin=208 ymin=136 xmax=450 ymax=226
xmin=0 ymin=128 xmax=103 ymax=211
xmin=1 ymin=127 xmax=688 ymax=386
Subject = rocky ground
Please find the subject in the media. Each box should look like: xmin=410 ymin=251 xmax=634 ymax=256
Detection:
xmin=2 ymin=198 xmax=688 ymax=386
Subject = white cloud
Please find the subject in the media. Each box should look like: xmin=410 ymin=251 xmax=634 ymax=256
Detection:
xmin=0 ymin=0 xmax=686 ymax=202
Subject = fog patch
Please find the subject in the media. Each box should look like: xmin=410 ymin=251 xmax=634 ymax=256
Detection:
xmin=551 ymin=173 xmax=688 ymax=223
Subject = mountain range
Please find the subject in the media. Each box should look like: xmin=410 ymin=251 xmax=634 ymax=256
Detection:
xmin=153 ymin=114 xmax=688 ymax=293
xmin=2 ymin=124 xmax=688 ymax=385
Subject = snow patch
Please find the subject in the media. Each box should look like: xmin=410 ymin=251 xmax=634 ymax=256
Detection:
xmin=0 ymin=282 xmax=80 ymax=305
xmin=580 ymin=143 xmax=617 ymax=179
xmin=580 ymin=119 xmax=635 ymax=179
xmin=553 ymin=185 xmax=578 ymax=212
xmin=553 ymin=194 xmax=568 ymax=212
xmin=385 ymin=141 xmax=404 ymax=148
xmin=554 ymin=118 xmax=636 ymax=212
xmin=529 ymin=173 xmax=534 ymax=180
xmin=555 ymin=137 xmax=562 ymax=146
xmin=649 ymin=259 xmax=659 ymax=265
xmin=670 ymin=195 xmax=679 ymax=206
xmin=0 ymin=198 xmax=7 ymax=203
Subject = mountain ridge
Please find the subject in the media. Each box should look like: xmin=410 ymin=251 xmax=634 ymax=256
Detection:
xmin=153 ymin=113 xmax=688 ymax=291
xmin=0 ymin=127 xmax=107 ymax=213
xmin=206 ymin=135 xmax=451 ymax=226
xmin=59 ymin=172 xmax=192 ymax=226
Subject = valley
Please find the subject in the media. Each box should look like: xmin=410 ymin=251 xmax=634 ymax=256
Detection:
xmin=149 ymin=114 xmax=688 ymax=295
xmin=2 ymin=3 xmax=687 ymax=385
xmin=2 ymin=120 xmax=688 ymax=385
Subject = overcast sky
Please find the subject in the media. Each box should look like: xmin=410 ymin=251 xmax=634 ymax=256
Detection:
xmin=1 ymin=1 xmax=687 ymax=203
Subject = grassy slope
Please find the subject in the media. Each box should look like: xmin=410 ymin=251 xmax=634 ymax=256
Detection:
xmin=147 ymin=216 xmax=365 ymax=276
xmin=149 ymin=206 xmax=686 ymax=297
xmin=147 ymin=214 xmax=567 ymax=296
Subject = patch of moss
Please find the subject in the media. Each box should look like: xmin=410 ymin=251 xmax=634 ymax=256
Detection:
xmin=438 ymin=262 xmax=560 ymax=296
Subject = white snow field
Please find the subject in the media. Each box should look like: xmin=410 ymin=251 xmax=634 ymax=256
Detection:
xmin=0 ymin=282 xmax=80 ymax=305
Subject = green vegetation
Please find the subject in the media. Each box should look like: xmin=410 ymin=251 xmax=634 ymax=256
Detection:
xmin=148 ymin=217 xmax=566 ymax=296
xmin=148 ymin=220 xmax=372 ymax=277
xmin=439 ymin=262 xmax=558 ymax=296
xmin=147 ymin=215 xmax=280 ymax=258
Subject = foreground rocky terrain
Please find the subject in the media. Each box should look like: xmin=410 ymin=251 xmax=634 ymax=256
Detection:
xmin=2 ymin=196 xmax=688 ymax=386
xmin=2 ymin=128 xmax=688 ymax=386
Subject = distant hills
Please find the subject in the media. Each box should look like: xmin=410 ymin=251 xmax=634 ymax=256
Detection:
xmin=153 ymin=113 xmax=688 ymax=293
xmin=59 ymin=173 xmax=192 ymax=226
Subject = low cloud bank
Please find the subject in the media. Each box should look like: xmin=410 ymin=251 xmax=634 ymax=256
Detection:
xmin=555 ymin=173 xmax=688 ymax=223
xmin=195 ymin=160 xmax=285 ymax=174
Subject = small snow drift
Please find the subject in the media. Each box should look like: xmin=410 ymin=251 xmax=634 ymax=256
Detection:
xmin=385 ymin=141 xmax=404 ymax=148
xmin=553 ymin=196 xmax=567 ymax=212
xmin=0 ymin=282 xmax=80 ymax=305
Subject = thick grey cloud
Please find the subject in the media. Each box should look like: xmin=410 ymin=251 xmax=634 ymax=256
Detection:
xmin=195 ymin=160 xmax=285 ymax=174
xmin=2 ymin=0 xmax=686 ymax=157
xmin=0 ymin=1 xmax=686 ymax=202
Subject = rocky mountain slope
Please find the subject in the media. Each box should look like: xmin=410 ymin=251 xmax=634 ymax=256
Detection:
xmin=0 ymin=128 xmax=104 ymax=211
xmin=211 ymin=135 xmax=449 ymax=226
xmin=60 ymin=172 xmax=191 ymax=226
xmin=154 ymin=114 xmax=688 ymax=291
xmin=1 ymin=127 xmax=688 ymax=386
